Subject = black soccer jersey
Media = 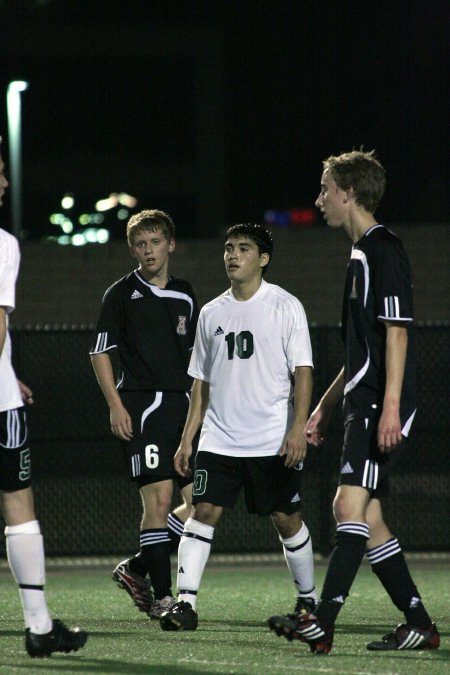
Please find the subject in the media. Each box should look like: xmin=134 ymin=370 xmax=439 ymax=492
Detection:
xmin=341 ymin=224 xmax=416 ymax=427
xmin=90 ymin=270 xmax=199 ymax=391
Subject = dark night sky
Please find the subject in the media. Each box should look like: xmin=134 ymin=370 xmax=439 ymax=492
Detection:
xmin=0 ymin=0 xmax=449 ymax=238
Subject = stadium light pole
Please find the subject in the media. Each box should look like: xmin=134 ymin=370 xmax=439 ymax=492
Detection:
xmin=7 ymin=80 xmax=29 ymax=238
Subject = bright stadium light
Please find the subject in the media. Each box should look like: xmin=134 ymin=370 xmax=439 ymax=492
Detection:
xmin=7 ymin=80 xmax=29 ymax=238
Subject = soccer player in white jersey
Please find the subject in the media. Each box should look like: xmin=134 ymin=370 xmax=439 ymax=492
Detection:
xmin=269 ymin=150 xmax=439 ymax=653
xmin=160 ymin=223 xmax=317 ymax=631
xmin=90 ymin=209 xmax=199 ymax=619
xmin=0 ymin=138 xmax=87 ymax=657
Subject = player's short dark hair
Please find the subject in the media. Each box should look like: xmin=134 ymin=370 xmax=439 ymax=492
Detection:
xmin=323 ymin=149 xmax=386 ymax=214
xmin=127 ymin=209 xmax=175 ymax=246
xmin=224 ymin=223 xmax=273 ymax=275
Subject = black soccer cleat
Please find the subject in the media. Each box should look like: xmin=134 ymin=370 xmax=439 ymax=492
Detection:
xmin=113 ymin=557 xmax=154 ymax=615
xmin=367 ymin=622 xmax=440 ymax=651
xmin=268 ymin=611 xmax=334 ymax=654
xmin=25 ymin=619 xmax=88 ymax=658
xmin=292 ymin=596 xmax=317 ymax=617
xmin=159 ymin=600 xmax=198 ymax=631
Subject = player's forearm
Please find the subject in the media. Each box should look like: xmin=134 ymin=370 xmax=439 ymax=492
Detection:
xmin=90 ymin=353 xmax=123 ymax=409
xmin=320 ymin=367 xmax=345 ymax=411
xmin=180 ymin=379 xmax=209 ymax=445
xmin=291 ymin=366 xmax=313 ymax=430
xmin=383 ymin=323 xmax=407 ymax=410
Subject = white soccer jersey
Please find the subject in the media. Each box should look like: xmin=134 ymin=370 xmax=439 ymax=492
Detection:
xmin=0 ymin=228 xmax=22 ymax=412
xmin=189 ymin=279 xmax=313 ymax=457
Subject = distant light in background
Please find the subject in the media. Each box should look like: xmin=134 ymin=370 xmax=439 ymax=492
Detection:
xmin=118 ymin=192 xmax=137 ymax=208
xmin=264 ymin=208 xmax=316 ymax=227
xmin=71 ymin=233 xmax=86 ymax=246
xmin=61 ymin=219 xmax=73 ymax=234
xmin=6 ymin=80 xmax=29 ymax=238
xmin=95 ymin=193 xmax=119 ymax=211
xmin=96 ymin=229 xmax=110 ymax=243
xmin=61 ymin=193 xmax=75 ymax=209
xmin=48 ymin=191 xmax=137 ymax=245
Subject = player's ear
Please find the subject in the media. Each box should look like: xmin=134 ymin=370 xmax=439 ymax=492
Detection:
xmin=344 ymin=186 xmax=355 ymax=203
xmin=168 ymin=238 xmax=176 ymax=253
xmin=129 ymin=245 xmax=136 ymax=259
xmin=260 ymin=252 xmax=269 ymax=269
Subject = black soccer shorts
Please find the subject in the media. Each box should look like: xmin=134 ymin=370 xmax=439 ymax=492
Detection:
xmin=192 ymin=451 xmax=304 ymax=517
xmin=338 ymin=415 xmax=406 ymax=498
xmin=0 ymin=407 xmax=31 ymax=491
xmin=120 ymin=390 xmax=196 ymax=489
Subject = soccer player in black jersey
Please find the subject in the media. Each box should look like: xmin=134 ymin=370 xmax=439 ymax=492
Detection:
xmin=90 ymin=209 xmax=199 ymax=618
xmin=269 ymin=150 xmax=439 ymax=653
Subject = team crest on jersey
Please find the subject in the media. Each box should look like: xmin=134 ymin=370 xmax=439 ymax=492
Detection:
xmin=176 ymin=315 xmax=187 ymax=335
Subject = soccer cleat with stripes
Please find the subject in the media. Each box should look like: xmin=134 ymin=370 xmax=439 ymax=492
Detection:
xmin=149 ymin=595 xmax=176 ymax=619
xmin=268 ymin=612 xmax=334 ymax=654
xmin=367 ymin=622 xmax=440 ymax=651
xmin=112 ymin=558 xmax=154 ymax=615
xmin=25 ymin=619 xmax=88 ymax=657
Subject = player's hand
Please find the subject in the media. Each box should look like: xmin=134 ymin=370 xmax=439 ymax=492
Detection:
xmin=17 ymin=379 xmax=34 ymax=405
xmin=174 ymin=443 xmax=193 ymax=477
xmin=304 ymin=405 xmax=330 ymax=446
xmin=280 ymin=428 xmax=307 ymax=468
xmin=377 ymin=404 xmax=402 ymax=453
xmin=109 ymin=403 xmax=133 ymax=440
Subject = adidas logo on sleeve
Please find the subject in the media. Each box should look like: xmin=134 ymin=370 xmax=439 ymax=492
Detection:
xmin=131 ymin=290 xmax=144 ymax=299
xmin=214 ymin=326 xmax=224 ymax=336
xmin=341 ymin=462 xmax=353 ymax=474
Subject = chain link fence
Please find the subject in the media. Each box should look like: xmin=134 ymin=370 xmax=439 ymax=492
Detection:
xmin=1 ymin=325 xmax=448 ymax=557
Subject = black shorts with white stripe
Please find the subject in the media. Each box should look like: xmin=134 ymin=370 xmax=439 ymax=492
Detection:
xmin=338 ymin=416 xmax=405 ymax=498
xmin=0 ymin=407 xmax=31 ymax=491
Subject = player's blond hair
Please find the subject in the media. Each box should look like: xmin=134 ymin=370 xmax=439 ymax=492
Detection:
xmin=127 ymin=209 xmax=175 ymax=247
xmin=323 ymin=149 xmax=386 ymax=214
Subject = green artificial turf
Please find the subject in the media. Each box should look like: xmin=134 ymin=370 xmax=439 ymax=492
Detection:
xmin=0 ymin=559 xmax=448 ymax=674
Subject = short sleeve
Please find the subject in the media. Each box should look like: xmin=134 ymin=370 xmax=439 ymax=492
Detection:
xmin=188 ymin=310 xmax=211 ymax=381
xmin=89 ymin=283 xmax=122 ymax=354
xmin=284 ymin=297 xmax=314 ymax=372
xmin=373 ymin=240 xmax=413 ymax=322
xmin=0 ymin=232 xmax=20 ymax=313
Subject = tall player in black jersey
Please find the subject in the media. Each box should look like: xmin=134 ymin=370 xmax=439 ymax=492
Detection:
xmin=90 ymin=209 xmax=199 ymax=619
xmin=269 ymin=150 xmax=439 ymax=653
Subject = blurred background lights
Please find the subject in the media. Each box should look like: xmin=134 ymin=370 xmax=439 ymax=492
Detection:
xmin=264 ymin=207 xmax=316 ymax=227
xmin=95 ymin=193 xmax=119 ymax=211
xmin=61 ymin=194 xmax=75 ymax=209
xmin=61 ymin=219 xmax=73 ymax=234
xmin=118 ymin=192 xmax=137 ymax=208
xmin=96 ymin=228 xmax=110 ymax=243
xmin=71 ymin=233 xmax=87 ymax=246
xmin=48 ymin=191 xmax=137 ymax=245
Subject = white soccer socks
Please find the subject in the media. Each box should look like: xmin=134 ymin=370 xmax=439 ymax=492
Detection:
xmin=177 ymin=517 xmax=214 ymax=611
xmin=5 ymin=520 xmax=52 ymax=634
xmin=280 ymin=522 xmax=318 ymax=603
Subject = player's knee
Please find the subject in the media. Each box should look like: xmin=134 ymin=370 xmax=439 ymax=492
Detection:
xmin=191 ymin=502 xmax=220 ymax=526
xmin=332 ymin=493 xmax=358 ymax=523
xmin=271 ymin=510 xmax=302 ymax=538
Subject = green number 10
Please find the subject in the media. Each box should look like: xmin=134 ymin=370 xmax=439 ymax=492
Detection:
xmin=224 ymin=331 xmax=254 ymax=359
